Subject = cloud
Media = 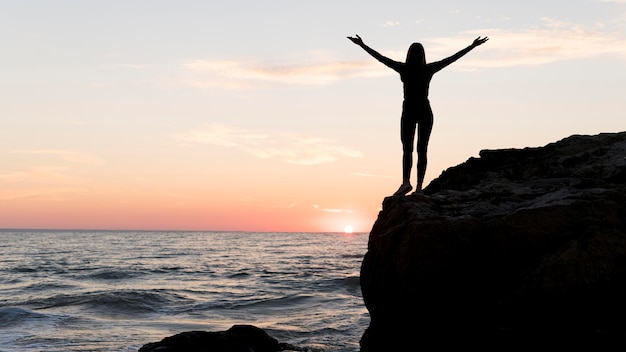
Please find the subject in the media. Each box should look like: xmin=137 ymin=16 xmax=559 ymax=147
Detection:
xmin=2 ymin=152 xmax=99 ymax=201
xmin=182 ymin=59 xmax=385 ymax=89
xmin=427 ymin=17 xmax=626 ymax=69
xmin=12 ymin=149 xmax=105 ymax=165
xmin=0 ymin=167 xmax=89 ymax=201
xmin=178 ymin=123 xmax=269 ymax=148
xmin=382 ymin=20 xmax=400 ymax=27
xmin=0 ymin=187 xmax=87 ymax=201
xmin=0 ymin=167 xmax=85 ymax=185
xmin=312 ymin=204 xmax=353 ymax=213
xmin=176 ymin=123 xmax=362 ymax=165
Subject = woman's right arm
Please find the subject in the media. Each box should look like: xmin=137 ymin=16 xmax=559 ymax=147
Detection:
xmin=348 ymin=35 xmax=402 ymax=72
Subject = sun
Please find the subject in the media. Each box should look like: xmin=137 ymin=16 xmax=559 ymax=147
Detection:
xmin=343 ymin=225 xmax=354 ymax=234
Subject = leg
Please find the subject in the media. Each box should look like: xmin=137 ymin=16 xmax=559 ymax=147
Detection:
xmin=394 ymin=110 xmax=416 ymax=196
xmin=415 ymin=104 xmax=434 ymax=191
xmin=401 ymin=121 xmax=415 ymax=183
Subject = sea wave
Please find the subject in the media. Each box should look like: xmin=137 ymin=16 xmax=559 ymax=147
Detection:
xmin=333 ymin=275 xmax=361 ymax=287
xmin=26 ymin=289 xmax=192 ymax=316
xmin=0 ymin=307 xmax=51 ymax=327
xmin=22 ymin=281 xmax=77 ymax=292
xmin=231 ymin=293 xmax=316 ymax=310
xmin=85 ymin=268 xmax=142 ymax=281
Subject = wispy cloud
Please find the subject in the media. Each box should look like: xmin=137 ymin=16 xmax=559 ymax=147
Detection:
xmin=1 ymin=151 xmax=101 ymax=201
xmin=312 ymin=204 xmax=353 ymax=213
xmin=0 ymin=187 xmax=88 ymax=201
xmin=176 ymin=123 xmax=362 ymax=165
xmin=382 ymin=20 xmax=400 ymax=27
xmin=12 ymin=149 xmax=105 ymax=165
xmin=0 ymin=167 xmax=85 ymax=185
xmin=428 ymin=17 xmax=626 ymax=69
xmin=182 ymin=59 xmax=385 ymax=89
xmin=0 ymin=167 xmax=89 ymax=201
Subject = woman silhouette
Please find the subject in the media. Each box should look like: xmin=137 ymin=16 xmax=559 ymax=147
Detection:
xmin=348 ymin=34 xmax=488 ymax=195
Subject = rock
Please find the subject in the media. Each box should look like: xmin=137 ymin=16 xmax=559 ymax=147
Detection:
xmin=359 ymin=132 xmax=626 ymax=351
xmin=139 ymin=324 xmax=304 ymax=352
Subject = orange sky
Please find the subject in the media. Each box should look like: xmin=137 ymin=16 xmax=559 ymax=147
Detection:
xmin=2 ymin=1 xmax=626 ymax=232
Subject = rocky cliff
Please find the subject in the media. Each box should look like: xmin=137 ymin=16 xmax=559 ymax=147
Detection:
xmin=359 ymin=131 xmax=626 ymax=351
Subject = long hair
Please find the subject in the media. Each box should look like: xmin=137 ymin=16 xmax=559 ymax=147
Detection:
xmin=405 ymin=42 xmax=425 ymax=82
xmin=406 ymin=42 xmax=425 ymax=66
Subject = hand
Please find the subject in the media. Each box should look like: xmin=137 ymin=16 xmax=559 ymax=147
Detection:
xmin=472 ymin=36 xmax=489 ymax=47
xmin=347 ymin=34 xmax=364 ymax=46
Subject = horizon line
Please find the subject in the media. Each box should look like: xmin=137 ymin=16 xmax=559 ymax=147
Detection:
xmin=0 ymin=227 xmax=369 ymax=234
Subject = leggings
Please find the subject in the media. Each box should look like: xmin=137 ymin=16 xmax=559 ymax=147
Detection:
xmin=400 ymin=99 xmax=433 ymax=185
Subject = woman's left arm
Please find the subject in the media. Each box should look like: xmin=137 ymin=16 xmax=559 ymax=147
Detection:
xmin=431 ymin=36 xmax=488 ymax=72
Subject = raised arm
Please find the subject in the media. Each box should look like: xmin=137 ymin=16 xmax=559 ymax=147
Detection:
xmin=430 ymin=36 xmax=489 ymax=72
xmin=347 ymin=34 xmax=402 ymax=72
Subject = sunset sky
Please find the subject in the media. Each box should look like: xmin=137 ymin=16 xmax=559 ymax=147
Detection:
xmin=2 ymin=0 xmax=626 ymax=232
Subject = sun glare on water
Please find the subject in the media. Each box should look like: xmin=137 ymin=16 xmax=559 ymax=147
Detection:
xmin=344 ymin=225 xmax=354 ymax=234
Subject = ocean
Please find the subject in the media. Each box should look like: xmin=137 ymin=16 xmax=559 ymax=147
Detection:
xmin=0 ymin=230 xmax=370 ymax=352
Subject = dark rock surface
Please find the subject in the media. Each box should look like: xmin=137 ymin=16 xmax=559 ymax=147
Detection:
xmin=359 ymin=132 xmax=626 ymax=351
xmin=139 ymin=324 xmax=304 ymax=352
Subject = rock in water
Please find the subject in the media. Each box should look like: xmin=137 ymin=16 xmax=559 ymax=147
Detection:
xmin=359 ymin=132 xmax=626 ymax=351
xmin=139 ymin=324 xmax=299 ymax=352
